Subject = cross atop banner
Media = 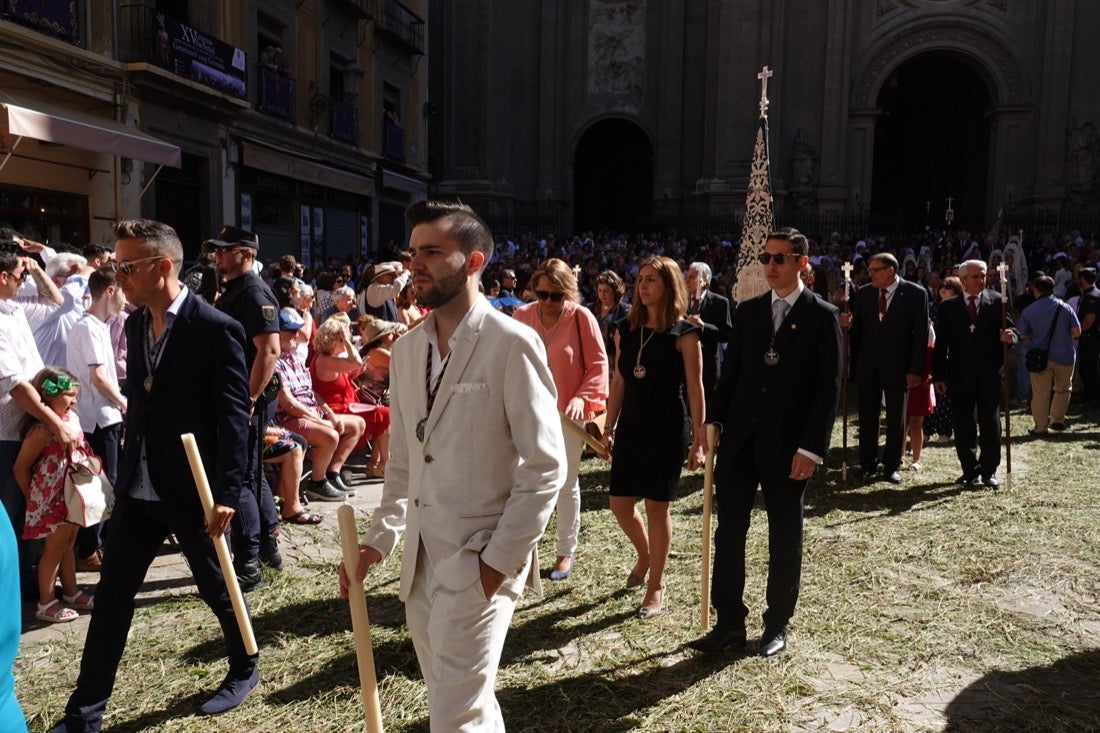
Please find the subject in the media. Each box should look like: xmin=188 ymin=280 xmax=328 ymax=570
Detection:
xmin=732 ymin=66 xmax=777 ymax=305
xmin=757 ymin=65 xmax=774 ymax=117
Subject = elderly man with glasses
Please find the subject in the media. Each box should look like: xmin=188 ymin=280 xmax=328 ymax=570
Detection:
xmin=840 ymin=252 xmax=929 ymax=484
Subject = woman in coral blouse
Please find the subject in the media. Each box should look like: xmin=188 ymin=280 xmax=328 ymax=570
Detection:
xmin=513 ymin=258 xmax=609 ymax=581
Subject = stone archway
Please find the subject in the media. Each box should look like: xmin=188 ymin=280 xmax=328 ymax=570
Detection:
xmin=848 ymin=21 xmax=1030 ymax=227
xmin=851 ymin=21 xmax=1029 ymax=110
xmin=573 ymin=118 xmax=654 ymax=233
xmin=871 ymin=52 xmax=993 ymax=232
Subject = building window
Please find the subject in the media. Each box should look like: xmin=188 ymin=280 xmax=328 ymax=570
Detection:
xmin=382 ymin=84 xmax=404 ymax=162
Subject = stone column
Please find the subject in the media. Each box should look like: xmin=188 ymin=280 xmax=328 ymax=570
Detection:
xmin=846 ymin=108 xmax=879 ymax=214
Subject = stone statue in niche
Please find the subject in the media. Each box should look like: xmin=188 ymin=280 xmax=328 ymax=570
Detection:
xmin=791 ymin=128 xmax=818 ymax=189
xmin=1066 ymin=119 xmax=1098 ymax=190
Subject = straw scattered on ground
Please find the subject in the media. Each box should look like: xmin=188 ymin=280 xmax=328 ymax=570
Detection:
xmin=16 ymin=400 xmax=1100 ymax=732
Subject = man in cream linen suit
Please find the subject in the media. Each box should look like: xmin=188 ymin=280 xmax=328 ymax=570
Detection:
xmin=340 ymin=200 xmax=566 ymax=731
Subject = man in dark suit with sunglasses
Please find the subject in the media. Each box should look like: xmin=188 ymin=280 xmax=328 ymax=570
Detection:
xmin=691 ymin=228 xmax=841 ymax=659
xmin=49 ymin=220 xmax=258 ymax=733
xmin=842 ymin=252 xmax=928 ymax=484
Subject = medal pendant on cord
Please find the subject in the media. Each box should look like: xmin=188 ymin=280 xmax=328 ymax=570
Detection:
xmin=764 ymin=349 xmax=780 ymax=366
xmin=416 ymin=418 xmax=427 ymax=442
xmin=633 ymin=364 xmax=647 ymax=379
xmin=144 ymin=376 xmax=154 ymax=393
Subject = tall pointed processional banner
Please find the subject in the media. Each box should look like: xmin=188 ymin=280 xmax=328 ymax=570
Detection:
xmin=732 ymin=66 xmax=776 ymax=305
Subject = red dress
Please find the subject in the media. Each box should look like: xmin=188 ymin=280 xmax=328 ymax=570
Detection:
xmin=23 ymin=414 xmax=93 ymax=540
xmin=310 ymin=365 xmax=390 ymax=443
xmin=906 ymin=345 xmax=936 ymax=417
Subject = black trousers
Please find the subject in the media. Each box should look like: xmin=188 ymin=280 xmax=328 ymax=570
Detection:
xmin=60 ymin=495 xmax=257 ymax=730
xmin=711 ymin=437 xmax=808 ymax=631
xmin=230 ymin=402 xmax=279 ymax=558
xmin=950 ymin=388 xmax=1001 ymax=477
xmin=1077 ymin=333 xmax=1100 ymax=406
xmin=857 ymin=377 xmax=909 ymax=473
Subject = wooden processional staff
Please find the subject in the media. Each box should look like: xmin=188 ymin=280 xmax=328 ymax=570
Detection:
xmin=997 ymin=262 xmax=1013 ymax=491
xmin=180 ymin=433 xmax=259 ymax=656
xmin=338 ymin=505 xmax=385 ymax=733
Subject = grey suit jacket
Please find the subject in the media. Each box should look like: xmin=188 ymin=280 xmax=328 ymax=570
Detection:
xmin=362 ymin=296 xmax=567 ymax=600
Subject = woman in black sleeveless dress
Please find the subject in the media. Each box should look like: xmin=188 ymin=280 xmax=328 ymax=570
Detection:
xmin=602 ymin=256 xmax=706 ymax=619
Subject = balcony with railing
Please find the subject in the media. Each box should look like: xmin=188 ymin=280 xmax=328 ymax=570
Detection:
xmin=330 ymin=98 xmax=359 ymax=145
xmin=368 ymin=0 xmax=425 ymax=55
xmin=383 ymin=114 xmax=405 ymax=162
xmin=257 ymin=65 xmax=297 ymax=122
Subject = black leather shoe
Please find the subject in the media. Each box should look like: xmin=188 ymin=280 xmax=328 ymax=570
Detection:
xmin=259 ymin=532 xmax=283 ymax=571
xmin=305 ymin=479 xmax=344 ymax=502
xmin=955 ymin=473 xmax=979 ymax=486
xmin=884 ymin=470 xmax=902 ymax=484
xmin=687 ymin=625 xmax=747 ymax=654
xmin=45 ymin=714 xmax=93 ymax=733
xmin=199 ymin=667 xmax=260 ymax=715
xmin=759 ymin=627 xmax=787 ymax=657
xmin=858 ymin=466 xmax=878 ymax=481
xmin=982 ymin=475 xmax=1000 ymax=488
xmin=234 ymin=556 xmax=263 ymax=593
xmin=1051 ymin=422 xmax=1067 ymax=431
xmin=326 ymin=471 xmax=356 ymax=496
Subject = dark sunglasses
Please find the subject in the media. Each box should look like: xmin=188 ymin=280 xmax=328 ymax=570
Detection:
xmin=534 ymin=290 xmax=565 ymax=302
xmin=3 ymin=268 xmax=29 ymax=282
xmin=758 ymin=252 xmax=802 ymax=266
xmin=108 ymin=256 xmax=164 ymax=276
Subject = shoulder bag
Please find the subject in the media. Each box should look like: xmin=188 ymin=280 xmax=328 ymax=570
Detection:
xmin=64 ymin=450 xmax=112 ymax=527
xmin=1025 ymin=304 xmax=1062 ymax=373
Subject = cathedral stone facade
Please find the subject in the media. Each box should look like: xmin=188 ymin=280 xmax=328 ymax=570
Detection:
xmin=428 ymin=0 xmax=1099 ymax=235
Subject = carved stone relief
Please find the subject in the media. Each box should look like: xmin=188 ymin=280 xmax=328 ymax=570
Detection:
xmin=587 ymin=0 xmax=646 ymax=100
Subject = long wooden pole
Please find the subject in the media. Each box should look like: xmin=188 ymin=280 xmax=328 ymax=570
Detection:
xmin=997 ymin=262 xmax=1012 ymax=490
xmin=560 ymin=414 xmax=610 ymax=460
xmin=337 ymin=505 xmax=385 ymax=733
xmin=841 ymin=262 xmax=853 ymax=481
xmin=699 ymin=424 xmax=718 ymax=629
xmin=180 ymin=433 xmax=259 ymax=656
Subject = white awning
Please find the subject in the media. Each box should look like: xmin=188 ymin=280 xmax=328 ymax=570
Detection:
xmin=0 ymin=92 xmax=181 ymax=167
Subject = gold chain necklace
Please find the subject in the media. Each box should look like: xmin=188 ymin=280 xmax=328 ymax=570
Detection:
xmin=633 ymin=325 xmax=658 ymax=379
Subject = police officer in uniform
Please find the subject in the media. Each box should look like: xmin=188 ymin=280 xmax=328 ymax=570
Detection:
xmin=207 ymin=225 xmax=285 ymax=590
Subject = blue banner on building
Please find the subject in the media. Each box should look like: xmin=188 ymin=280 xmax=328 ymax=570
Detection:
xmin=4 ymin=0 xmax=80 ymax=44
xmin=153 ymin=12 xmax=247 ymax=99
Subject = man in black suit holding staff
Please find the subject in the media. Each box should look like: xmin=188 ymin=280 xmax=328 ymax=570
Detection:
xmin=49 ymin=220 xmax=259 ymax=732
xmin=690 ymin=228 xmax=841 ymax=658
xmin=932 ymin=258 xmax=1016 ymax=488
xmin=842 ymin=252 xmax=929 ymax=484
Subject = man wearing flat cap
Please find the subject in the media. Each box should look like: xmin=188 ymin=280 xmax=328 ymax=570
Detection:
xmin=207 ymin=225 xmax=283 ymax=590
